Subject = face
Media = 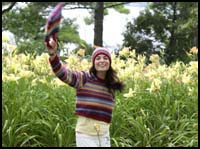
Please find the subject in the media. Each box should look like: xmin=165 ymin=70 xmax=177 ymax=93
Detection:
xmin=94 ymin=54 xmax=110 ymax=72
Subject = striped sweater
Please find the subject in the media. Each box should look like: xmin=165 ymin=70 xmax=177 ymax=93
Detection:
xmin=49 ymin=54 xmax=114 ymax=123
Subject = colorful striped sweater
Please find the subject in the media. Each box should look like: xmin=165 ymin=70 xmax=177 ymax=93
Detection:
xmin=49 ymin=54 xmax=114 ymax=123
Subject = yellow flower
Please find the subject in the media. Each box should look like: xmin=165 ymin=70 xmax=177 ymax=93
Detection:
xmin=188 ymin=87 xmax=194 ymax=96
xmin=66 ymin=55 xmax=78 ymax=66
xmin=77 ymin=48 xmax=85 ymax=56
xmin=123 ymin=88 xmax=134 ymax=98
xmin=80 ymin=59 xmax=90 ymax=70
xmin=6 ymin=74 xmax=20 ymax=82
xmin=2 ymin=72 xmax=8 ymax=81
xmin=189 ymin=61 xmax=198 ymax=70
xmin=119 ymin=47 xmax=130 ymax=57
xmin=118 ymin=59 xmax=126 ymax=68
xmin=31 ymin=78 xmax=38 ymax=87
xmin=94 ymin=123 xmax=100 ymax=132
xmin=190 ymin=47 xmax=198 ymax=55
xmin=51 ymin=78 xmax=65 ymax=86
xmin=129 ymin=49 xmax=136 ymax=58
xmin=94 ymin=122 xmax=101 ymax=146
xmin=149 ymin=78 xmax=162 ymax=93
xmin=182 ymin=73 xmax=191 ymax=84
xmin=186 ymin=52 xmax=192 ymax=57
xmin=122 ymin=47 xmax=130 ymax=53
xmin=38 ymin=78 xmax=47 ymax=84
xmin=137 ymin=55 xmax=146 ymax=66
xmin=8 ymin=44 xmax=17 ymax=51
xmin=18 ymin=70 xmax=34 ymax=78
xmin=145 ymin=70 xmax=157 ymax=80
xmin=134 ymin=72 xmax=141 ymax=80
xmin=150 ymin=54 xmax=160 ymax=64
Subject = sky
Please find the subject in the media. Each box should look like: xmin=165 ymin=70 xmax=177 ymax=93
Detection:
xmin=2 ymin=2 xmax=147 ymax=50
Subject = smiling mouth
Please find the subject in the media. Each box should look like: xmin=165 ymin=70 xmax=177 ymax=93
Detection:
xmin=98 ymin=64 xmax=106 ymax=67
xmin=97 ymin=63 xmax=106 ymax=66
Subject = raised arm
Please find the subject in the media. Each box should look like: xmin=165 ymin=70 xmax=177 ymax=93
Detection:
xmin=45 ymin=38 xmax=87 ymax=89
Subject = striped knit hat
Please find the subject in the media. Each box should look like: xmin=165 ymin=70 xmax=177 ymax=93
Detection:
xmin=92 ymin=47 xmax=112 ymax=65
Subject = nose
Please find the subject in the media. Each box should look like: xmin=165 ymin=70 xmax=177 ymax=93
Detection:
xmin=99 ymin=57 xmax=104 ymax=62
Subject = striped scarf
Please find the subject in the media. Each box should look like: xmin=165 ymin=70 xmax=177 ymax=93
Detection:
xmin=45 ymin=3 xmax=63 ymax=48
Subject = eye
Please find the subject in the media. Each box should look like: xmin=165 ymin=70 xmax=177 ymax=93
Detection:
xmin=103 ymin=56 xmax=108 ymax=60
xmin=95 ymin=56 xmax=101 ymax=60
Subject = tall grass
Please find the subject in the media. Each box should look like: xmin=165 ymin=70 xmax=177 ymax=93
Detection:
xmin=110 ymin=79 xmax=198 ymax=147
xmin=2 ymin=50 xmax=198 ymax=147
xmin=3 ymin=77 xmax=77 ymax=147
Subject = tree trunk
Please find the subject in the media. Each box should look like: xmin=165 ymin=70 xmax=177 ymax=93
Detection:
xmin=166 ymin=2 xmax=177 ymax=64
xmin=93 ymin=2 xmax=104 ymax=47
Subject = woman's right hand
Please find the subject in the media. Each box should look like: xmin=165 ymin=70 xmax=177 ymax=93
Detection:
xmin=45 ymin=38 xmax=57 ymax=55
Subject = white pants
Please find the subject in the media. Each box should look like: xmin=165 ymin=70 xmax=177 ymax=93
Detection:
xmin=76 ymin=131 xmax=111 ymax=147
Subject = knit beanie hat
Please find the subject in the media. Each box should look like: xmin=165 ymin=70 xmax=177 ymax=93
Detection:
xmin=92 ymin=47 xmax=112 ymax=65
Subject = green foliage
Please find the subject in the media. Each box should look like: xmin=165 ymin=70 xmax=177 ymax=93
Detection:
xmin=104 ymin=2 xmax=130 ymax=14
xmin=2 ymin=3 xmax=46 ymax=40
xmin=2 ymin=2 xmax=131 ymax=55
xmin=2 ymin=77 xmax=76 ymax=147
xmin=84 ymin=16 xmax=94 ymax=25
xmin=2 ymin=2 xmax=88 ymax=55
xmin=82 ymin=2 xmax=130 ymax=25
xmin=16 ymin=39 xmax=45 ymax=56
xmin=123 ymin=2 xmax=198 ymax=65
xmin=2 ymin=49 xmax=198 ymax=147
xmin=59 ymin=19 xmax=81 ymax=44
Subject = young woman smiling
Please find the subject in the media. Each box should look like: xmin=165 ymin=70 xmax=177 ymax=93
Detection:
xmin=45 ymin=38 xmax=124 ymax=147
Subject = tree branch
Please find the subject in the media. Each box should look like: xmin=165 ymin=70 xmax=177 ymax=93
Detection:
xmin=2 ymin=2 xmax=17 ymax=15
xmin=63 ymin=5 xmax=94 ymax=10
xmin=103 ymin=2 xmax=133 ymax=9
xmin=50 ymin=2 xmax=134 ymax=11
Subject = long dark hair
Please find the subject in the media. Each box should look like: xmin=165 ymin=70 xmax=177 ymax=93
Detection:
xmin=89 ymin=65 xmax=125 ymax=97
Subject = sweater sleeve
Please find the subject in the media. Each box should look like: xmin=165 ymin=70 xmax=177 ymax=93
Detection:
xmin=49 ymin=54 xmax=87 ymax=89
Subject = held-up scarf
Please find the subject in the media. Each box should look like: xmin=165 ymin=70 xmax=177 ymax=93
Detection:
xmin=44 ymin=3 xmax=63 ymax=48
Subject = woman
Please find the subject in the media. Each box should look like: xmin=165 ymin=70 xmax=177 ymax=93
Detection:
xmin=45 ymin=38 xmax=124 ymax=147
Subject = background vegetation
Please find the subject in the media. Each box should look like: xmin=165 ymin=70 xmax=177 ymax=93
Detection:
xmin=2 ymin=2 xmax=198 ymax=64
xmin=2 ymin=46 xmax=198 ymax=147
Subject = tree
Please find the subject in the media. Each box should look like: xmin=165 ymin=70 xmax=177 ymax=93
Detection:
xmin=2 ymin=2 xmax=130 ymax=55
xmin=123 ymin=2 xmax=198 ymax=64
xmin=2 ymin=2 xmax=83 ymax=55
xmin=93 ymin=2 xmax=130 ymax=46
xmin=2 ymin=2 xmax=16 ymax=14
